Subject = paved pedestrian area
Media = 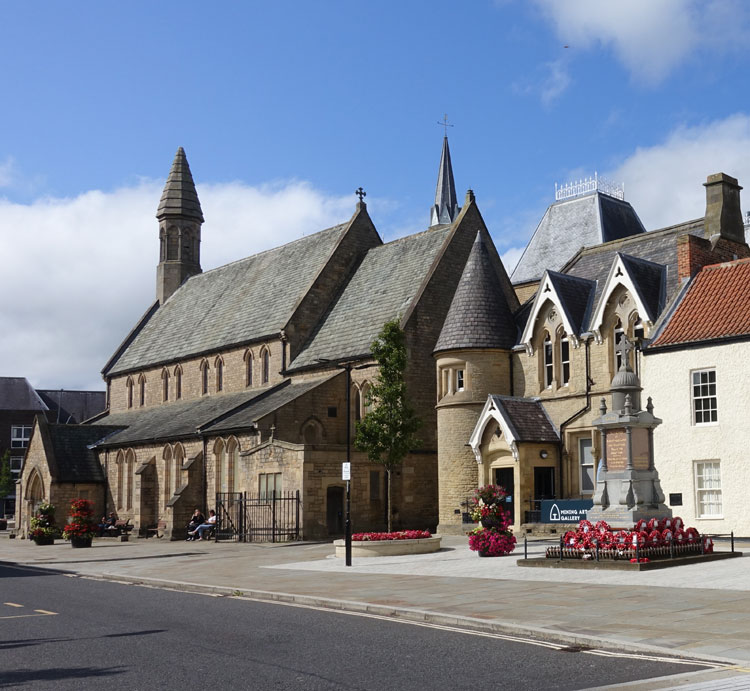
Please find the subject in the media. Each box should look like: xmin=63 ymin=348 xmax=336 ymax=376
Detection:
xmin=3 ymin=535 xmax=750 ymax=673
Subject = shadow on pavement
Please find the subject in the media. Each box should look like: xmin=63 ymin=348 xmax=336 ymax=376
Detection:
xmin=0 ymin=665 xmax=126 ymax=687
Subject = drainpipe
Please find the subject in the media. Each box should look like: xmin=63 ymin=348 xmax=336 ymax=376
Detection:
xmin=557 ymin=338 xmax=593 ymax=499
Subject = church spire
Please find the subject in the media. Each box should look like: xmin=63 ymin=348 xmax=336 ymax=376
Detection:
xmin=156 ymin=147 xmax=204 ymax=304
xmin=430 ymin=135 xmax=460 ymax=227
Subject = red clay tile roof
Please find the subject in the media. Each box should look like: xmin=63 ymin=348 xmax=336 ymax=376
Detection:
xmin=650 ymin=258 xmax=750 ymax=347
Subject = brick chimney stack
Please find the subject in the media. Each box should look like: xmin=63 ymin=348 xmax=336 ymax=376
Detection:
xmin=704 ymin=172 xmax=744 ymax=244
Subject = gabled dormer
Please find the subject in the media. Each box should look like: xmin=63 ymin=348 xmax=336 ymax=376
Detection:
xmin=589 ymin=253 xmax=666 ymax=344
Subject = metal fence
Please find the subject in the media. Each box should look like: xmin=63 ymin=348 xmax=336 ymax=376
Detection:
xmin=215 ymin=491 xmax=300 ymax=543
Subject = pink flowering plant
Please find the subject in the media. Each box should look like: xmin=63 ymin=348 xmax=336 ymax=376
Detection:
xmin=352 ymin=530 xmax=431 ymax=541
xmin=469 ymin=527 xmax=516 ymax=556
xmin=468 ymin=484 xmax=507 ymax=521
xmin=467 ymin=484 xmax=516 ymax=556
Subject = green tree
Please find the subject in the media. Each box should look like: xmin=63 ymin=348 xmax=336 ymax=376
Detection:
xmin=354 ymin=319 xmax=421 ymax=532
xmin=0 ymin=450 xmax=13 ymax=498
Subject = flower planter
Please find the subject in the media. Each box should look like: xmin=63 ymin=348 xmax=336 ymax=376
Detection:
xmin=70 ymin=536 xmax=93 ymax=549
xmin=334 ymin=535 xmax=441 ymax=558
xmin=33 ymin=536 xmax=55 ymax=546
xmin=480 ymin=516 xmax=504 ymax=530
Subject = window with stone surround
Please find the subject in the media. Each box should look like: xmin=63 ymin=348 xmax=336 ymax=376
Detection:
xmin=692 ymin=369 xmax=717 ymax=425
xmin=543 ymin=332 xmax=553 ymax=388
xmin=259 ymin=472 xmax=281 ymax=499
xmin=245 ymin=350 xmax=254 ymax=387
xmin=579 ymin=438 xmax=594 ymax=494
xmin=213 ymin=439 xmax=224 ymax=493
xmin=126 ymin=377 xmax=134 ymax=409
xmin=163 ymin=446 xmax=172 ymax=506
xmin=215 ymin=357 xmax=224 ymax=392
xmin=694 ymin=461 xmax=722 ymax=517
xmin=115 ymin=451 xmax=124 ymax=510
xmin=125 ymin=449 xmax=135 ymax=511
xmin=200 ymin=360 xmax=209 ymax=395
xmin=138 ymin=374 xmax=146 ymax=407
xmin=226 ymin=437 xmax=238 ymax=494
xmin=10 ymin=425 xmax=32 ymax=448
xmin=455 ymin=369 xmax=465 ymax=392
xmin=161 ymin=368 xmax=169 ymax=402
xmin=560 ymin=334 xmax=570 ymax=386
xmin=174 ymin=366 xmax=183 ymax=400
xmin=261 ymin=348 xmax=270 ymax=384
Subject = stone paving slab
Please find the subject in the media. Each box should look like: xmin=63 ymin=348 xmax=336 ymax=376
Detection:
xmin=2 ymin=536 xmax=750 ymax=667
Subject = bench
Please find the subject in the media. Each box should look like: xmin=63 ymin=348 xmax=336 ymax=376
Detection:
xmin=145 ymin=520 xmax=167 ymax=539
xmin=100 ymin=519 xmax=133 ymax=538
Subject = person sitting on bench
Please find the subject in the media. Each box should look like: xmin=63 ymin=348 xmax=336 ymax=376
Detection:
xmin=189 ymin=510 xmax=216 ymax=541
xmin=186 ymin=508 xmax=205 ymax=541
xmin=98 ymin=512 xmax=118 ymax=537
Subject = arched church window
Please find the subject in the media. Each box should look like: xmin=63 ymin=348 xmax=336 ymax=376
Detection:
xmin=245 ymin=350 xmax=254 ymax=387
xmin=162 ymin=368 xmax=169 ymax=402
xmin=174 ymin=365 xmax=182 ymax=400
xmin=163 ymin=446 xmax=172 ymax=506
xmin=227 ymin=437 xmax=239 ymax=494
xmin=126 ymin=377 xmax=134 ymax=409
xmin=125 ymin=449 xmax=135 ymax=511
xmin=362 ymin=382 xmax=373 ymax=414
xmin=200 ymin=360 xmax=209 ymax=395
xmin=261 ymin=348 xmax=270 ymax=384
xmin=182 ymin=229 xmax=193 ymax=262
xmin=138 ymin=375 xmax=146 ymax=407
xmin=354 ymin=385 xmax=362 ymax=421
xmin=633 ymin=318 xmax=644 ymax=342
xmin=213 ymin=438 xmax=224 ymax=494
xmin=115 ymin=451 xmax=124 ymax=510
xmin=174 ymin=443 xmax=184 ymax=495
xmin=215 ymin=357 xmax=224 ymax=392
xmin=543 ymin=332 xmax=553 ymax=388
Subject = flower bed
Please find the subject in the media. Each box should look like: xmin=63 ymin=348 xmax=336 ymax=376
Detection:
xmin=351 ymin=530 xmax=431 ymax=541
xmin=545 ymin=517 xmax=714 ymax=561
xmin=334 ymin=531 xmax=440 ymax=558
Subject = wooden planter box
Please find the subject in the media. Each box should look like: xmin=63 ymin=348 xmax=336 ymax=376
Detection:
xmin=334 ymin=535 xmax=441 ymax=558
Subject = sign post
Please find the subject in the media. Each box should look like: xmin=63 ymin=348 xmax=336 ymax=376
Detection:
xmin=540 ymin=499 xmax=593 ymax=524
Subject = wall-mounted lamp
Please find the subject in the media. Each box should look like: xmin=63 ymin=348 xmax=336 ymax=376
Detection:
xmin=539 ymin=450 xmax=549 ymax=459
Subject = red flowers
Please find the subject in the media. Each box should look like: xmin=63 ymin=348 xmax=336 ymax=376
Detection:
xmin=62 ymin=498 xmax=98 ymax=541
xmin=352 ymin=530 xmax=431 ymax=541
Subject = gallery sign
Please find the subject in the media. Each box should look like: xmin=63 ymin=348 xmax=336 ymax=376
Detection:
xmin=540 ymin=499 xmax=593 ymax=523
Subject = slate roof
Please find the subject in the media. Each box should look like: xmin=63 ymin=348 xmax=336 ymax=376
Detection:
xmin=430 ymin=137 xmax=460 ymax=226
xmin=511 ymin=192 xmax=646 ymax=285
xmin=546 ymin=271 xmax=596 ymax=336
xmin=290 ymin=225 xmax=453 ymax=369
xmin=107 ymin=222 xmax=348 ymax=375
xmin=649 ymin=258 xmax=750 ymax=348
xmin=562 ymin=219 xmax=704 ymax=314
xmin=46 ymin=423 xmax=123 ymax=483
xmin=91 ymin=387 xmax=274 ymax=445
xmin=0 ymin=378 xmax=47 ymax=411
xmin=156 ymin=147 xmax=204 ymax=221
xmin=36 ymin=390 xmax=106 ymax=424
xmin=618 ymin=254 xmax=666 ymax=323
xmin=203 ymin=373 xmax=339 ymax=433
xmin=490 ymin=395 xmax=559 ymax=442
xmin=434 ymin=232 xmax=517 ymax=352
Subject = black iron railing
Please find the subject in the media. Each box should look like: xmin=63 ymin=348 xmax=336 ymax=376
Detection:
xmin=215 ymin=491 xmax=300 ymax=543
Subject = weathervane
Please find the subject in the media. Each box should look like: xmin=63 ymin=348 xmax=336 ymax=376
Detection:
xmin=355 ymin=187 xmax=366 ymax=203
xmin=437 ymin=113 xmax=453 ymax=137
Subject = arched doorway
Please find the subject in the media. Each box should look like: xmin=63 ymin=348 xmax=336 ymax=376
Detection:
xmin=326 ymin=486 xmax=344 ymax=535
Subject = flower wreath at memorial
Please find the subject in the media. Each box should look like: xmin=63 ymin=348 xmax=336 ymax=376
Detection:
xmin=548 ymin=517 xmax=713 ymax=561
xmin=468 ymin=484 xmax=516 ymax=557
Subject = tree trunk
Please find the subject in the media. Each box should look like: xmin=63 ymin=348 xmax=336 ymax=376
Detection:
xmin=386 ymin=468 xmax=392 ymax=533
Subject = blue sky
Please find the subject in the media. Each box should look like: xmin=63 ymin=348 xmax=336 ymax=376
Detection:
xmin=2 ymin=1 xmax=750 ymax=389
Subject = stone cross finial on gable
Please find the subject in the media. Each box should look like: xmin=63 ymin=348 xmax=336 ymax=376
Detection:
xmin=355 ymin=187 xmax=366 ymax=203
xmin=269 ymin=424 xmax=276 ymax=442
xmin=615 ymin=335 xmax=634 ymax=370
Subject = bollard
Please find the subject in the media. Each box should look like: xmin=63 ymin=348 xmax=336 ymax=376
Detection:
xmin=700 ymin=532 xmax=705 ymax=555
xmin=669 ymin=536 xmax=674 ymax=559
xmin=731 ymin=531 xmax=735 ymax=553
xmin=595 ymin=543 xmax=600 ymax=562
xmin=524 ymin=535 xmax=528 ymax=560
xmin=635 ymin=542 xmax=640 ymax=563
xmin=559 ymin=535 xmax=564 ymax=561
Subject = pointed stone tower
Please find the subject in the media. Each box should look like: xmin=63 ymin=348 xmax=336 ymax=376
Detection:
xmin=156 ymin=147 xmax=204 ymax=304
xmin=430 ymin=137 xmax=460 ymax=226
xmin=434 ymin=230 xmax=516 ymax=534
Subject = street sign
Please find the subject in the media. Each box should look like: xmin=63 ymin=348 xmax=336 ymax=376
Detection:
xmin=540 ymin=499 xmax=593 ymax=523
xmin=342 ymin=462 xmax=351 ymax=481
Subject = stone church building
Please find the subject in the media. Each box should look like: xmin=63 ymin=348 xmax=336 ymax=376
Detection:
xmin=17 ymin=138 xmax=750 ymax=539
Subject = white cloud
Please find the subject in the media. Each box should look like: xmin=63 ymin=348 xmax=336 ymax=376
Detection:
xmin=608 ymin=113 xmax=750 ymax=229
xmin=0 ymin=157 xmax=14 ymax=187
xmin=0 ymin=181 xmax=352 ymax=390
xmin=534 ymin=0 xmax=749 ymax=85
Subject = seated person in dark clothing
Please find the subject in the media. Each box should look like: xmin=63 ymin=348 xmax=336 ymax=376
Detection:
xmin=98 ymin=512 xmax=118 ymax=537
xmin=186 ymin=508 xmax=206 ymax=541
xmin=188 ymin=510 xmax=217 ymax=540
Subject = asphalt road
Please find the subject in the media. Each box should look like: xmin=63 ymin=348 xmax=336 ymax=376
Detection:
xmin=0 ymin=563 xmax=710 ymax=690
